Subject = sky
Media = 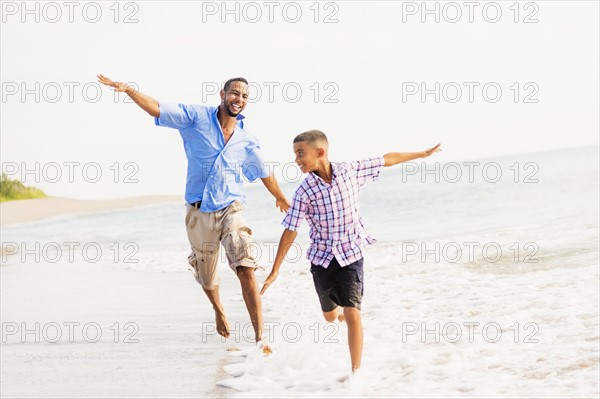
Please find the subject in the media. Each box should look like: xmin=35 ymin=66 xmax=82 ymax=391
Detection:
xmin=1 ymin=0 xmax=599 ymax=199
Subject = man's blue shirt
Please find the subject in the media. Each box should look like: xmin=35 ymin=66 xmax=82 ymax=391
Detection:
xmin=155 ymin=103 xmax=270 ymax=212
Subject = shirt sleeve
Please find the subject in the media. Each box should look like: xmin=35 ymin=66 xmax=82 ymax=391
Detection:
xmin=352 ymin=156 xmax=385 ymax=189
xmin=242 ymin=143 xmax=271 ymax=182
xmin=282 ymin=188 xmax=308 ymax=231
xmin=154 ymin=102 xmax=200 ymax=130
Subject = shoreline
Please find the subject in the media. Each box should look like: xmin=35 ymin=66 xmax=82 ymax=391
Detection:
xmin=0 ymin=195 xmax=182 ymax=225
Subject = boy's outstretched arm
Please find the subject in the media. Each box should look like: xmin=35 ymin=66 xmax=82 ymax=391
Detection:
xmin=260 ymin=228 xmax=298 ymax=295
xmin=261 ymin=174 xmax=291 ymax=213
xmin=383 ymin=143 xmax=442 ymax=166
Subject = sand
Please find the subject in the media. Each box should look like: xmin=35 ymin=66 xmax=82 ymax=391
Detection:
xmin=0 ymin=259 xmax=245 ymax=398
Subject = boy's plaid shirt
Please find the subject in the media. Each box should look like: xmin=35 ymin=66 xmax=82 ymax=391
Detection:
xmin=282 ymin=157 xmax=385 ymax=268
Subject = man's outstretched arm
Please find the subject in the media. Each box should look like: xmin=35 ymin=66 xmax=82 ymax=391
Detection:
xmin=383 ymin=143 xmax=442 ymax=167
xmin=97 ymin=74 xmax=160 ymax=117
xmin=261 ymin=174 xmax=290 ymax=213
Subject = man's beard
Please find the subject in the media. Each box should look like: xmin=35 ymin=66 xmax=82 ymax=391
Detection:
xmin=225 ymin=103 xmax=240 ymax=117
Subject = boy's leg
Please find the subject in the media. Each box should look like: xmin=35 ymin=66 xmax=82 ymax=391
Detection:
xmin=333 ymin=258 xmax=365 ymax=372
xmin=311 ymin=263 xmax=340 ymax=322
xmin=322 ymin=307 xmax=345 ymax=323
xmin=343 ymin=306 xmax=363 ymax=372
xmin=312 ymin=260 xmax=349 ymax=323
xmin=322 ymin=308 xmax=339 ymax=323
xmin=313 ymin=258 xmax=365 ymax=370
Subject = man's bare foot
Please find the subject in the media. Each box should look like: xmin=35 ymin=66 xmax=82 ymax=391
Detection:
xmin=215 ymin=311 xmax=230 ymax=338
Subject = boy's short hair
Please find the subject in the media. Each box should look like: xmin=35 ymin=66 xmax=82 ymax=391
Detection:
xmin=223 ymin=77 xmax=248 ymax=91
xmin=293 ymin=130 xmax=328 ymax=147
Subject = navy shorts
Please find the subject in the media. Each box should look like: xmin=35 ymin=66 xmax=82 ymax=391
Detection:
xmin=310 ymin=257 xmax=364 ymax=312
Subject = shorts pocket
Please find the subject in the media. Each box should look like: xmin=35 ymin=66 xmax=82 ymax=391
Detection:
xmin=310 ymin=265 xmax=325 ymax=292
xmin=356 ymin=269 xmax=364 ymax=296
xmin=222 ymin=226 xmax=253 ymax=265
xmin=185 ymin=205 xmax=197 ymax=228
xmin=230 ymin=200 xmax=243 ymax=212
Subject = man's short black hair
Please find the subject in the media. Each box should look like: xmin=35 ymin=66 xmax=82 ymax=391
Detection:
xmin=223 ymin=77 xmax=249 ymax=91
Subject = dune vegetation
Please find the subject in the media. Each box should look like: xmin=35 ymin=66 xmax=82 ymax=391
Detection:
xmin=0 ymin=173 xmax=46 ymax=202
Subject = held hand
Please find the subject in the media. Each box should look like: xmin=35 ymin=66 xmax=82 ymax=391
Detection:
xmin=97 ymin=74 xmax=130 ymax=92
xmin=260 ymin=271 xmax=279 ymax=295
xmin=276 ymin=198 xmax=291 ymax=213
xmin=421 ymin=143 xmax=442 ymax=158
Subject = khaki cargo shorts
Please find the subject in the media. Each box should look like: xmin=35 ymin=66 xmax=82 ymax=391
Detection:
xmin=185 ymin=200 xmax=258 ymax=290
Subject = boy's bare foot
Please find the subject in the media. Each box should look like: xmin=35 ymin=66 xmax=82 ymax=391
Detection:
xmin=258 ymin=341 xmax=273 ymax=356
xmin=215 ymin=311 xmax=230 ymax=338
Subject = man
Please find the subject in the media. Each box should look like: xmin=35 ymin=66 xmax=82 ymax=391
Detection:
xmin=97 ymin=74 xmax=289 ymax=348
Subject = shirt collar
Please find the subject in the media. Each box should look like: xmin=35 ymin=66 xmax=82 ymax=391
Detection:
xmin=309 ymin=162 xmax=339 ymax=186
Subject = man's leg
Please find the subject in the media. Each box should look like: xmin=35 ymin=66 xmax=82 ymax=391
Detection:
xmin=343 ymin=307 xmax=363 ymax=372
xmin=185 ymin=204 xmax=230 ymax=338
xmin=202 ymin=286 xmax=230 ymax=338
xmin=220 ymin=201 xmax=264 ymax=343
xmin=236 ymin=266 xmax=263 ymax=342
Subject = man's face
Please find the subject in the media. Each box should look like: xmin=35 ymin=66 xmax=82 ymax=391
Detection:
xmin=220 ymin=81 xmax=248 ymax=117
xmin=294 ymin=141 xmax=323 ymax=174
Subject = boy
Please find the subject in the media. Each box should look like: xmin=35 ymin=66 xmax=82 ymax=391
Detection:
xmin=260 ymin=130 xmax=441 ymax=371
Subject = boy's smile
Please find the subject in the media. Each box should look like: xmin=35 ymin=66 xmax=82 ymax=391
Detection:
xmin=294 ymin=141 xmax=324 ymax=174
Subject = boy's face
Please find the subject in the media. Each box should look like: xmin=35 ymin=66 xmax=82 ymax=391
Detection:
xmin=294 ymin=141 xmax=324 ymax=174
